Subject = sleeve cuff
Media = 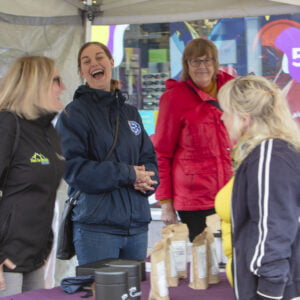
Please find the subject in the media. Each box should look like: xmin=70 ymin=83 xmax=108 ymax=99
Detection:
xmin=0 ymin=252 xmax=6 ymax=265
xmin=159 ymin=198 xmax=173 ymax=205
xmin=257 ymin=277 xmax=285 ymax=299
xmin=126 ymin=165 xmax=136 ymax=185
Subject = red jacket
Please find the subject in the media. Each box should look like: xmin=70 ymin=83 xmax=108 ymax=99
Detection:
xmin=153 ymin=71 xmax=233 ymax=211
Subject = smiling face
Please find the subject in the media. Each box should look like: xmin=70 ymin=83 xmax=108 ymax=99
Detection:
xmin=79 ymin=43 xmax=114 ymax=91
xmin=188 ymin=54 xmax=216 ymax=88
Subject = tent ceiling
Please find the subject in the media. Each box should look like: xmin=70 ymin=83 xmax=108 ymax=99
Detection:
xmin=0 ymin=0 xmax=299 ymax=25
xmin=86 ymin=0 xmax=300 ymax=25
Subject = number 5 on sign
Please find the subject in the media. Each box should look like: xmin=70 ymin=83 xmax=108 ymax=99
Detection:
xmin=292 ymin=48 xmax=300 ymax=67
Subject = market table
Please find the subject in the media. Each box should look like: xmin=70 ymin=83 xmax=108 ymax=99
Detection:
xmin=0 ymin=272 xmax=234 ymax=300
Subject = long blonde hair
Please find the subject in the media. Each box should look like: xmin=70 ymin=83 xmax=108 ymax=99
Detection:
xmin=218 ymin=75 xmax=300 ymax=170
xmin=0 ymin=55 xmax=58 ymax=119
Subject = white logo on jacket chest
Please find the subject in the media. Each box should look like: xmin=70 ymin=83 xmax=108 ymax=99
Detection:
xmin=128 ymin=121 xmax=141 ymax=136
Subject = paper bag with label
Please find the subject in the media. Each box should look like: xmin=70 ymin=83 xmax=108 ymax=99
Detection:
xmin=148 ymin=240 xmax=169 ymax=300
xmin=206 ymin=227 xmax=220 ymax=284
xmin=161 ymin=224 xmax=189 ymax=286
xmin=189 ymin=227 xmax=220 ymax=290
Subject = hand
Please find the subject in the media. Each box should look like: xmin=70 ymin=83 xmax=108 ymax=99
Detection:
xmin=133 ymin=165 xmax=158 ymax=194
xmin=0 ymin=258 xmax=16 ymax=291
xmin=161 ymin=202 xmax=179 ymax=225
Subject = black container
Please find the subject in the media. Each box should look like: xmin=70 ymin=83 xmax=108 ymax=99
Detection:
xmin=76 ymin=258 xmax=113 ymax=276
xmin=139 ymin=260 xmax=146 ymax=281
xmin=95 ymin=267 xmax=128 ymax=300
xmin=76 ymin=258 xmax=146 ymax=281
xmin=106 ymin=260 xmax=142 ymax=300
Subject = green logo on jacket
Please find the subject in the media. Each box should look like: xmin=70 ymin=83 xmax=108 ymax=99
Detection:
xmin=30 ymin=152 xmax=50 ymax=165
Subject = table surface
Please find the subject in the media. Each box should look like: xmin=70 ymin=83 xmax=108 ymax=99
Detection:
xmin=1 ymin=272 xmax=234 ymax=300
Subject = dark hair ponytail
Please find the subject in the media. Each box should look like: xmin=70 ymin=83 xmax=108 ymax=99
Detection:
xmin=110 ymin=79 xmax=120 ymax=92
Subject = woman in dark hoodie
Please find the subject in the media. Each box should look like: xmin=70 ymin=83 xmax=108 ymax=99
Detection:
xmin=56 ymin=42 xmax=159 ymax=265
xmin=0 ymin=55 xmax=65 ymax=297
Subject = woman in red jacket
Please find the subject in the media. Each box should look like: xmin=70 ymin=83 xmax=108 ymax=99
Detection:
xmin=153 ymin=38 xmax=233 ymax=241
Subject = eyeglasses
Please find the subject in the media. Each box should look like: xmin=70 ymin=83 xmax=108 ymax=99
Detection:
xmin=187 ymin=58 xmax=215 ymax=67
xmin=53 ymin=76 xmax=62 ymax=86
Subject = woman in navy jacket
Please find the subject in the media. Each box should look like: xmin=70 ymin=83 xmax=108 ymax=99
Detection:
xmin=56 ymin=42 xmax=159 ymax=265
xmin=219 ymin=75 xmax=300 ymax=300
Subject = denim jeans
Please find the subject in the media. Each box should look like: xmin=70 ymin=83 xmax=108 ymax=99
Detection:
xmin=73 ymin=224 xmax=148 ymax=265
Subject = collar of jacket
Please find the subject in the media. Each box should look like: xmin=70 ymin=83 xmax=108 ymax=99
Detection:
xmin=74 ymin=85 xmax=114 ymax=106
xmin=185 ymin=78 xmax=217 ymax=102
xmin=26 ymin=112 xmax=57 ymax=127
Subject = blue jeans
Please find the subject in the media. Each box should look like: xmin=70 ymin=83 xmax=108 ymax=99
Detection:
xmin=73 ymin=225 xmax=148 ymax=265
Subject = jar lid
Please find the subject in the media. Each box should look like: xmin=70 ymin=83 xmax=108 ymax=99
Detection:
xmin=76 ymin=258 xmax=115 ymax=276
xmin=106 ymin=260 xmax=140 ymax=277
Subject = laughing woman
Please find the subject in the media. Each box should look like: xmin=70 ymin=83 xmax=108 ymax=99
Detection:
xmin=56 ymin=42 xmax=159 ymax=265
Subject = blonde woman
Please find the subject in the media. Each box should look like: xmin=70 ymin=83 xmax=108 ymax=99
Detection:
xmin=218 ymin=75 xmax=300 ymax=300
xmin=0 ymin=56 xmax=65 ymax=296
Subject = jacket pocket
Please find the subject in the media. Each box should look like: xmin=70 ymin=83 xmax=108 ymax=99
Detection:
xmin=73 ymin=191 xmax=130 ymax=227
xmin=0 ymin=209 xmax=14 ymax=245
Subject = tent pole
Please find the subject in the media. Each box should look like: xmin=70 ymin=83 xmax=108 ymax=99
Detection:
xmin=84 ymin=0 xmax=92 ymax=42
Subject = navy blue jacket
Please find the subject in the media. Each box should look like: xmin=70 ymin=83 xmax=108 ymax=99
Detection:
xmin=56 ymin=86 xmax=159 ymax=235
xmin=232 ymin=139 xmax=300 ymax=300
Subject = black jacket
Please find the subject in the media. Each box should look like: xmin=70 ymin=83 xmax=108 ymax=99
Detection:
xmin=232 ymin=139 xmax=300 ymax=300
xmin=56 ymin=86 xmax=159 ymax=235
xmin=0 ymin=111 xmax=65 ymax=272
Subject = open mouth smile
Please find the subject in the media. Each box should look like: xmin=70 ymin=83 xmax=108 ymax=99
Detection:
xmin=91 ymin=70 xmax=104 ymax=78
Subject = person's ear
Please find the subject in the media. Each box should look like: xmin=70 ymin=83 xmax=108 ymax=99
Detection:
xmin=241 ymin=113 xmax=251 ymax=128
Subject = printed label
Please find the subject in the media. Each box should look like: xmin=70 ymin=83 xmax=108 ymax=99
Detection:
xmin=156 ymin=261 xmax=168 ymax=297
xmin=196 ymin=245 xmax=207 ymax=278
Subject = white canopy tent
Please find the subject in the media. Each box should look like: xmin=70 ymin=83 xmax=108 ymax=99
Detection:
xmin=85 ymin=0 xmax=300 ymax=25
xmin=0 ymin=0 xmax=300 ymax=288
xmin=2 ymin=0 xmax=300 ymax=21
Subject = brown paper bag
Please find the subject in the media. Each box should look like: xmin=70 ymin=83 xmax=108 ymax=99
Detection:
xmin=148 ymin=240 xmax=170 ymax=300
xmin=189 ymin=227 xmax=220 ymax=289
xmin=161 ymin=224 xmax=189 ymax=286
xmin=189 ymin=230 xmax=208 ymax=289
xmin=206 ymin=227 xmax=220 ymax=284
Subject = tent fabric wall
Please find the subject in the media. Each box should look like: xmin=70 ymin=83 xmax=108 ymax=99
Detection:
xmin=0 ymin=15 xmax=84 ymax=107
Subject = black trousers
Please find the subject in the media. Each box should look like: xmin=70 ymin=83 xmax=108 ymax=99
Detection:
xmin=177 ymin=208 xmax=215 ymax=242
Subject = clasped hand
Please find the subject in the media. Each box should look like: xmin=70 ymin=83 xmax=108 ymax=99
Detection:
xmin=133 ymin=165 xmax=157 ymax=194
